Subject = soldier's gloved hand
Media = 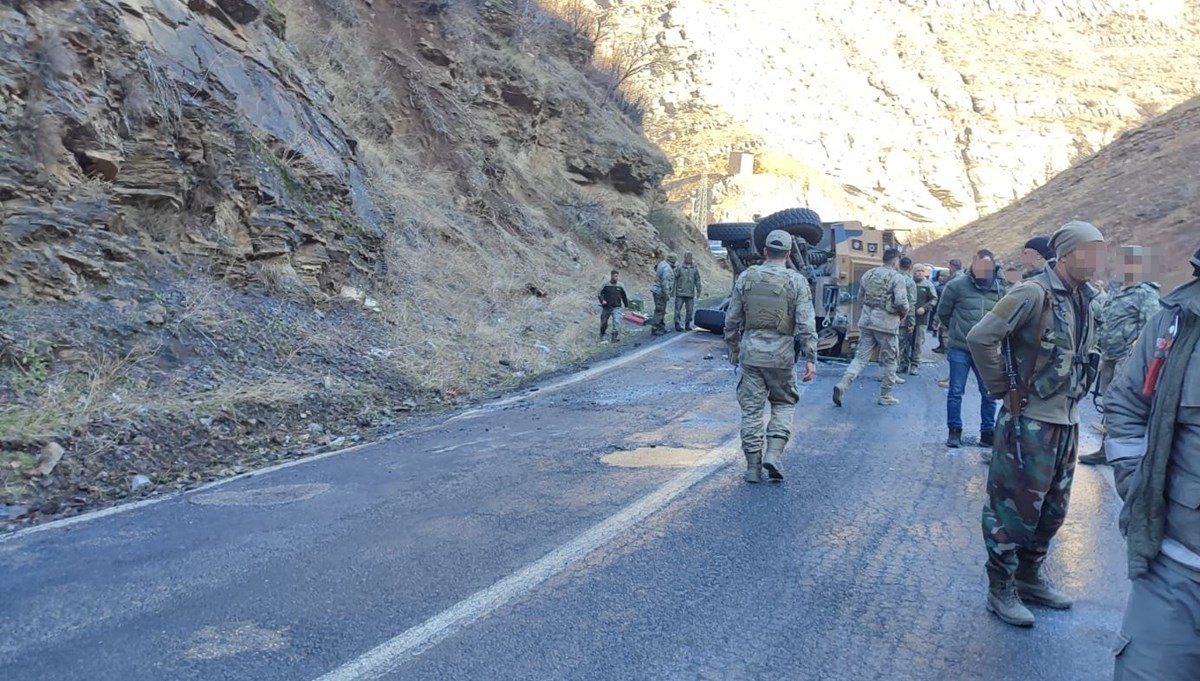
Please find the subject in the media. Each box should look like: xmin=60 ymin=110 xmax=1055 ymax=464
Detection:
xmin=728 ymin=348 xmax=739 ymax=366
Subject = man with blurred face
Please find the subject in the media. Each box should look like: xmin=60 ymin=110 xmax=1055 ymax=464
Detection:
xmin=1021 ymin=236 xmax=1055 ymax=278
xmin=967 ymin=221 xmax=1106 ymax=627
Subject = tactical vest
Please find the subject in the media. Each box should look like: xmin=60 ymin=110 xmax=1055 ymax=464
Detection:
xmin=741 ymin=266 xmax=796 ymax=335
xmin=862 ymin=268 xmax=900 ymax=314
xmin=1023 ymin=278 xmax=1099 ymax=402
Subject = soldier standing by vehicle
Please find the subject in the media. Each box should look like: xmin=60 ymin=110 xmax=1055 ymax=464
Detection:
xmin=897 ymin=257 xmax=919 ymax=379
xmin=938 ymin=253 xmax=1006 ymax=449
xmin=650 ymin=253 xmax=676 ymax=335
xmin=1080 ymin=246 xmax=1162 ymax=466
xmin=832 ymin=247 xmax=909 ymax=408
xmin=673 ymin=253 xmax=703 ymax=331
xmin=909 ymin=265 xmax=939 ymax=375
xmin=1105 ymin=247 xmax=1200 ymax=680
xmin=724 ymin=230 xmax=817 ymax=484
xmin=966 ymin=221 xmax=1106 ymax=627
xmin=597 ymin=269 xmax=630 ymax=343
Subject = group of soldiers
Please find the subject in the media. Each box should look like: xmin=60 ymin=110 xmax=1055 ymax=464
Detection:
xmin=595 ymin=253 xmax=704 ymax=342
xmin=720 ymin=220 xmax=1199 ymax=679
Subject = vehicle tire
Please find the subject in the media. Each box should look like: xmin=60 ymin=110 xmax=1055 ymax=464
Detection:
xmin=693 ymin=307 xmax=726 ymax=334
xmin=753 ymin=208 xmax=823 ymax=251
xmin=706 ymin=223 xmax=755 ymax=246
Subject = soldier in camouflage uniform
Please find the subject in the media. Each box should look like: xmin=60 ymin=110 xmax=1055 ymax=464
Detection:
xmin=725 ymin=230 xmax=817 ymax=484
xmin=673 ymin=253 xmax=703 ymax=331
xmin=909 ymin=265 xmax=939 ymax=375
xmin=597 ymin=269 xmax=630 ymax=342
xmin=1080 ymin=246 xmax=1162 ymax=466
xmin=832 ymin=248 xmax=910 ymax=407
xmin=1105 ymin=247 xmax=1200 ymax=681
xmin=967 ymin=221 xmax=1106 ymax=627
xmin=650 ymin=253 xmax=676 ymax=335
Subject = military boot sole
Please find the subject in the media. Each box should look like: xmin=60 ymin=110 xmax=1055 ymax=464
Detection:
xmin=832 ymin=384 xmax=845 ymax=407
xmin=986 ymin=595 xmax=1035 ymax=627
xmin=1078 ymin=451 xmax=1108 ymax=466
xmin=762 ymin=461 xmax=783 ymax=482
xmin=1015 ymin=582 xmax=1074 ymax=610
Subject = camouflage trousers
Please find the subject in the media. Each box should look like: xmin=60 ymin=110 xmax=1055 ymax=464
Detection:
xmin=674 ymin=295 xmax=695 ymax=329
xmin=840 ymin=328 xmax=899 ymax=393
xmin=899 ymin=324 xmax=923 ymax=371
xmin=736 ymin=364 xmax=799 ymax=464
xmin=599 ymin=305 xmax=621 ymax=339
xmin=982 ymin=408 xmax=1079 ymax=580
xmin=651 ymin=292 xmax=669 ymax=332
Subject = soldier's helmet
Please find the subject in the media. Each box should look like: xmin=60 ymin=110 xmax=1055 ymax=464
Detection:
xmin=765 ymin=230 xmax=793 ymax=251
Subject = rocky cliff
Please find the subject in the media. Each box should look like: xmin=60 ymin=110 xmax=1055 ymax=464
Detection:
xmin=618 ymin=0 xmax=1200 ymax=232
xmin=917 ymin=95 xmax=1200 ymax=287
xmin=0 ymin=0 xmax=706 ymax=522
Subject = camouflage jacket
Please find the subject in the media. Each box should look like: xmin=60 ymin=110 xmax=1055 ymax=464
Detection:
xmin=1097 ymin=282 xmax=1161 ymax=360
xmin=902 ymin=273 xmax=918 ymax=327
xmin=674 ymin=264 xmax=702 ymax=298
xmin=651 ymin=261 xmax=674 ymax=296
xmin=915 ymin=278 xmax=939 ymax=323
xmin=856 ymin=266 xmax=909 ymax=334
xmin=966 ymin=266 xmax=1099 ymax=426
xmin=724 ymin=261 xmax=818 ymax=368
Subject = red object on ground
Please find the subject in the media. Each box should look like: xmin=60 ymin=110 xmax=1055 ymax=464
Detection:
xmin=623 ymin=312 xmax=647 ymax=325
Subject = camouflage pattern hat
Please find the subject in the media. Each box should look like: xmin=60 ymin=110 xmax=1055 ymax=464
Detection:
xmin=667 ymin=254 xmax=677 ymax=264
xmin=765 ymin=230 xmax=793 ymax=251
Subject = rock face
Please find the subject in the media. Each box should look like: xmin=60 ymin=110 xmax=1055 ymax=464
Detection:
xmin=614 ymin=0 xmax=1200 ymax=230
xmin=917 ymin=96 xmax=1200 ymax=288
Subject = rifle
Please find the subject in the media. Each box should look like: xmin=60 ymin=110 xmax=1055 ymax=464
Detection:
xmin=1002 ymin=337 xmax=1026 ymax=467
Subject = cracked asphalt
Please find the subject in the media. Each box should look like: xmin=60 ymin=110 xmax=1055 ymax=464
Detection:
xmin=0 ymin=331 xmax=1128 ymax=680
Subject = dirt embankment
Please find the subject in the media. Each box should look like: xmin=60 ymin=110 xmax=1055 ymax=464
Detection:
xmin=0 ymin=0 xmax=724 ymax=527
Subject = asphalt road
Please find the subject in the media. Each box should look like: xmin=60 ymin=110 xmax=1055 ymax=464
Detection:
xmin=0 ymin=331 xmax=1129 ymax=681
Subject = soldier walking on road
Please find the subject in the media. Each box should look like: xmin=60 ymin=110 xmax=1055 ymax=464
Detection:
xmin=1105 ymin=247 xmax=1200 ymax=681
xmin=650 ymin=253 xmax=676 ymax=336
xmin=725 ymin=230 xmax=817 ymax=484
xmin=674 ymin=252 xmax=703 ymax=331
xmin=1080 ymin=246 xmax=1162 ymax=466
xmin=832 ymin=247 xmax=909 ymax=407
xmin=938 ymin=252 xmax=1006 ymax=449
xmin=909 ymin=265 xmax=939 ymax=375
xmin=967 ymin=221 xmax=1106 ymax=628
xmin=597 ymin=269 xmax=630 ymax=343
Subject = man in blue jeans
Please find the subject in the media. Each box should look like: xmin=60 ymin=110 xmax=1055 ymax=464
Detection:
xmin=936 ymin=253 xmax=1006 ymax=448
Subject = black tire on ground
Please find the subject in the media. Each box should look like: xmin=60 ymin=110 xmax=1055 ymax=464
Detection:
xmin=753 ymin=208 xmax=823 ymax=251
xmin=706 ymin=223 xmax=755 ymax=246
xmin=693 ymin=308 xmax=726 ymax=334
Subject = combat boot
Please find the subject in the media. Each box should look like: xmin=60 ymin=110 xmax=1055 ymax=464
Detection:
xmin=909 ymin=366 xmax=920 ymax=376
xmin=979 ymin=431 xmax=994 ymax=448
xmin=674 ymin=323 xmax=683 ymax=332
xmin=1078 ymin=448 xmax=1108 ymax=466
xmin=1015 ymin=564 xmax=1074 ymax=610
xmin=878 ymin=394 xmax=899 ymax=406
xmin=830 ymin=381 xmax=849 ymax=407
xmin=762 ymin=439 xmax=785 ymax=482
xmin=986 ymin=578 xmax=1035 ymax=627
xmin=946 ymin=428 xmax=962 ymax=448
xmin=744 ymin=451 xmax=763 ymax=484
xmin=893 ymin=375 xmax=906 ymax=384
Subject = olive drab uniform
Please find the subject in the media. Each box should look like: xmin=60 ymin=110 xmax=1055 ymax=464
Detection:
xmin=833 ymin=265 xmax=909 ymax=406
xmin=651 ymin=258 xmax=675 ymax=334
xmin=724 ymin=260 xmax=817 ymax=483
xmin=967 ymin=266 xmax=1100 ymax=623
xmin=910 ymin=277 xmax=938 ymax=374
xmin=899 ymin=272 xmax=918 ymax=374
xmin=597 ymin=278 xmax=630 ymax=341
xmin=674 ymin=262 xmax=703 ymax=331
xmin=1104 ymin=276 xmax=1200 ymax=681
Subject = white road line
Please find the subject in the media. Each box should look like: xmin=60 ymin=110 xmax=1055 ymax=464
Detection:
xmin=0 ymin=334 xmax=694 ymax=543
xmin=313 ymin=380 xmax=810 ymax=681
xmin=311 ymin=444 xmax=737 ymax=681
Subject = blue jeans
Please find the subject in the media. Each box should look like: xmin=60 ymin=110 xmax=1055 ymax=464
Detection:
xmin=947 ymin=348 xmax=996 ymax=433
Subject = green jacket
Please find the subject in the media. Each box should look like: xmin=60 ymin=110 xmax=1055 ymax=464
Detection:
xmin=915 ymin=278 xmax=938 ymax=324
xmin=674 ymin=263 xmax=702 ymax=298
xmin=936 ymin=272 xmax=1006 ymax=351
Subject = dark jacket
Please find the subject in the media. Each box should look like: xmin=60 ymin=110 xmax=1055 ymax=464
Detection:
xmin=936 ymin=271 xmax=1006 ymax=351
xmin=598 ymin=280 xmax=629 ymax=308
